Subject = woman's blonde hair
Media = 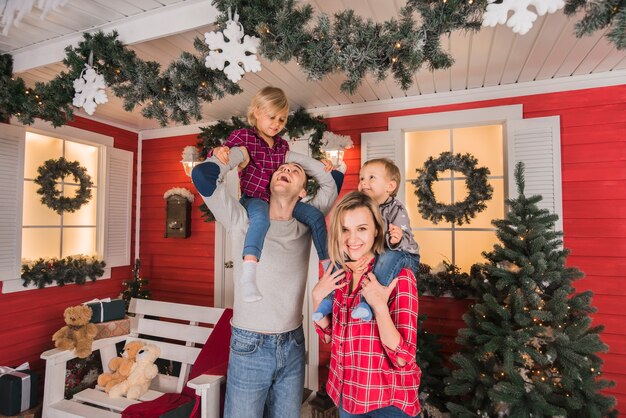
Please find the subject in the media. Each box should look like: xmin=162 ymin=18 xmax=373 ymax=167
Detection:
xmin=247 ymin=86 xmax=289 ymax=126
xmin=327 ymin=191 xmax=385 ymax=271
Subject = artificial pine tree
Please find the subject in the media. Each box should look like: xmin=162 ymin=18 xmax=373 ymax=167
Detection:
xmin=122 ymin=259 xmax=151 ymax=308
xmin=445 ymin=163 xmax=617 ymax=417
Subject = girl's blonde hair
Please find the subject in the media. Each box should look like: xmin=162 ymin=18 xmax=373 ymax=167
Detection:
xmin=327 ymin=191 xmax=385 ymax=271
xmin=247 ymin=86 xmax=289 ymax=126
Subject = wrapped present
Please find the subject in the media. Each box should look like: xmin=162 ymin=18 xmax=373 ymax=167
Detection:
xmin=94 ymin=317 xmax=131 ymax=340
xmin=0 ymin=364 xmax=39 ymax=416
xmin=84 ymin=298 xmax=126 ymax=323
xmin=0 ymin=404 xmax=41 ymax=418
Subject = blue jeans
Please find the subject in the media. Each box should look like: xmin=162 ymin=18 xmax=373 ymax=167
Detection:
xmin=339 ymin=402 xmax=419 ymax=417
xmin=224 ymin=325 xmax=306 ymax=418
xmin=241 ymin=196 xmax=330 ymax=261
xmin=372 ymin=250 xmax=420 ymax=285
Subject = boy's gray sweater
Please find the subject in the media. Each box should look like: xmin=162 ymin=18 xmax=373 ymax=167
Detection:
xmin=197 ymin=148 xmax=337 ymax=333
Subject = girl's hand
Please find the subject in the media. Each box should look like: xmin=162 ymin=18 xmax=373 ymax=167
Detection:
xmin=312 ymin=265 xmax=346 ymax=310
xmin=388 ymin=223 xmax=402 ymax=245
xmin=360 ymin=273 xmax=398 ymax=313
xmin=213 ymin=146 xmax=231 ymax=164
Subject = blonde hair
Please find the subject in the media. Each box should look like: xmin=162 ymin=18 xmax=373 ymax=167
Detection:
xmin=247 ymin=86 xmax=289 ymax=126
xmin=327 ymin=191 xmax=385 ymax=271
xmin=362 ymin=158 xmax=401 ymax=197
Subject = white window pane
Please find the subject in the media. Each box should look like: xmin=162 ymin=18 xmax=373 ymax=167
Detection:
xmin=22 ymin=181 xmax=61 ymax=226
xmin=455 ymin=231 xmax=500 ymax=273
xmin=22 ymin=228 xmax=60 ymax=259
xmin=453 ymin=178 xmax=505 ymax=228
xmin=65 ymin=141 xmax=99 ymax=184
xmin=62 ymin=185 xmax=97 ymax=226
xmin=405 ymin=179 xmax=453 ymax=229
xmin=453 ymin=125 xmax=504 ymax=177
xmin=413 ymin=230 xmax=452 ymax=268
xmin=24 ymin=132 xmax=63 ymax=179
xmin=405 ymin=129 xmax=451 ymax=180
xmin=62 ymin=227 xmax=97 ymax=258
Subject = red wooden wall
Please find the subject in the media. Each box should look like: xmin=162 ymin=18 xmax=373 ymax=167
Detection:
xmin=0 ymin=116 xmax=138 ymax=378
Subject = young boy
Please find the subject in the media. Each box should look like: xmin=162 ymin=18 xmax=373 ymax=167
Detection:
xmin=312 ymin=158 xmax=419 ymax=321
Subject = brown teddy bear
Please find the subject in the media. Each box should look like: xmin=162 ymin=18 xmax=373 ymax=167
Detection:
xmin=108 ymin=343 xmax=161 ymax=400
xmin=97 ymin=340 xmax=145 ymax=393
xmin=51 ymin=305 xmax=98 ymax=358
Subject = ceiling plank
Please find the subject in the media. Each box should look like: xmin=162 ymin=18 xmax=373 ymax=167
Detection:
xmin=12 ymin=0 xmax=219 ymax=73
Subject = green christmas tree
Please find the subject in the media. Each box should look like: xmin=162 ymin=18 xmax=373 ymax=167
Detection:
xmin=445 ymin=163 xmax=617 ymax=417
xmin=122 ymin=259 xmax=151 ymax=308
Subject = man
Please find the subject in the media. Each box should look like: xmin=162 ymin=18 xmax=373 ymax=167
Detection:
xmin=191 ymin=147 xmax=339 ymax=418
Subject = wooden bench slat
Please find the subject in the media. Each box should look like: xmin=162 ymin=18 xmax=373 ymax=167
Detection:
xmin=72 ymin=388 xmax=163 ymax=412
xmin=129 ymin=299 xmax=223 ymax=323
xmin=48 ymin=399 xmax=120 ymax=418
xmin=130 ymin=316 xmax=212 ymax=345
xmin=124 ymin=336 xmax=201 ymax=365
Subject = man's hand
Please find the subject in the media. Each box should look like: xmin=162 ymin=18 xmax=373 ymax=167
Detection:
xmin=388 ymin=223 xmax=403 ymax=246
xmin=320 ymin=159 xmax=333 ymax=172
xmin=213 ymin=146 xmax=231 ymax=164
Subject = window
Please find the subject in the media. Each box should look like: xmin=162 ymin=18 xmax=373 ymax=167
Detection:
xmin=0 ymin=122 xmax=133 ymax=293
xmin=361 ymin=104 xmax=562 ymax=275
xmin=404 ymin=125 xmax=505 ymax=272
xmin=22 ymin=132 xmax=102 ymax=260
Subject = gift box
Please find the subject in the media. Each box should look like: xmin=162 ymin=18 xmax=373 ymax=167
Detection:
xmin=0 ymin=366 xmax=39 ymax=416
xmin=94 ymin=317 xmax=131 ymax=340
xmin=0 ymin=405 xmax=41 ymax=418
xmin=84 ymin=298 xmax=126 ymax=323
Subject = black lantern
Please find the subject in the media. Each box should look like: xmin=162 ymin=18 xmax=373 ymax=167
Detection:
xmin=309 ymin=384 xmax=338 ymax=418
xmin=164 ymin=194 xmax=191 ymax=238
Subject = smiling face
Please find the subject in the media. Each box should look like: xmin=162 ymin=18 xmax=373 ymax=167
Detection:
xmin=358 ymin=162 xmax=397 ymax=204
xmin=340 ymin=206 xmax=378 ymax=262
xmin=254 ymin=106 xmax=288 ymax=143
xmin=270 ymin=162 xmax=307 ymax=198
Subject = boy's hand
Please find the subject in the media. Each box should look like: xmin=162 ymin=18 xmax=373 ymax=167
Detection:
xmin=320 ymin=159 xmax=333 ymax=172
xmin=388 ymin=223 xmax=402 ymax=245
xmin=213 ymin=146 xmax=230 ymax=164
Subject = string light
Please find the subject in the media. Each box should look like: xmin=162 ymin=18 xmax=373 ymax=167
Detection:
xmin=395 ymin=42 xmax=401 ymax=49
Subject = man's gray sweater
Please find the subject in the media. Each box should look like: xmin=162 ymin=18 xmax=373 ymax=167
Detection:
xmin=197 ymin=148 xmax=338 ymax=333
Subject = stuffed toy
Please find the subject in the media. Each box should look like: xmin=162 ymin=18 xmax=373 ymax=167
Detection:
xmin=108 ymin=343 xmax=161 ymax=400
xmin=51 ymin=305 xmax=98 ymax=358
xmin=97 ymin=340 xmax=145 ymax=393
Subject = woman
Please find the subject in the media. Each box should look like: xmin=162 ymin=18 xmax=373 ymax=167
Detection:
xmin=312 ymin=191 xmax=421 ymax=418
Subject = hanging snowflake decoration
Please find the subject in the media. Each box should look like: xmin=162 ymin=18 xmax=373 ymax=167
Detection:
xmin=482 ymin=0 xmax=565 ymax=35
xmin=204 ymin=10 xmax=261 ymax=83
xmin=72 ymin=63 xmax=108 ymax=115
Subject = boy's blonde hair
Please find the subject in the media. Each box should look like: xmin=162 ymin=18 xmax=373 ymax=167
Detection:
xmin=247 ymin=86 xmax=289 ymax=126
xmin=362 ymin=158 xmax=401 ymax=197
xmin=327 ymin=191 xmax=385 ymax=271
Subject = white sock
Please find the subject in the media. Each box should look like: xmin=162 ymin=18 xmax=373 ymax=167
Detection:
xmin=240 ymin=261 xmax=262 ymax=302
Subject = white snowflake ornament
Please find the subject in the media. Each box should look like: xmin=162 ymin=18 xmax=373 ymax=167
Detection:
xmin=72 ymin=64 xmax=108 ymax=115
xmin=482 ymin=0 xmax=565 ymax=35
xmin=204 ymin=11 xmax=261 ymax=82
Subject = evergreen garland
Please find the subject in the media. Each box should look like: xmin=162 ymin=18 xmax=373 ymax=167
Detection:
xmin=21 ymin=255 xmax=106 ymax=288
xmin=34 ymin=157 xmax=93 ymax=215
xmin=121 ymin=259 xmax=151 ymax=309
xmin=412 ymin=152 xmax=493 ymax=225
xmin=1 ymin=2 xmax=625 ymax=126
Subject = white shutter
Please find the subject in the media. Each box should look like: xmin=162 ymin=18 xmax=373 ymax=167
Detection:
xmin=361 ymin=130 xmax=404 ymax=200
xmin=104 ymin=147 xmax=133 ymax=268
xmin=0 ymin=124 xmax=25 ymax=281
xmin=506 ymin=116 xmax=563 ymax=232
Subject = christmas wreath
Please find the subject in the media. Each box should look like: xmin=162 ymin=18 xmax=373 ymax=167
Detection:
xmin=412 ymin=152 xmax=493 ymax=225
xmin=34 ymin=157 xmax=93 ymax=215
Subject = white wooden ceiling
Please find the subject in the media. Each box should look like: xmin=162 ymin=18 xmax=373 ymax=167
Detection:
xmin=3 ymin=0 xmax=626 ymax=132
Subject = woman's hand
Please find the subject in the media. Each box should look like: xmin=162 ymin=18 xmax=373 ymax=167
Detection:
xmin=360 ymin=273 xmax=398 ymax=314
xmin=312 ymin=265 xmax=346 ymax=311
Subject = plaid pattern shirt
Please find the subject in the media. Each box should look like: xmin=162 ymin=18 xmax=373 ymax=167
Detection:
xmin=224 ymin=128 xmax=290 ymax=202
xmin=316 ymin=259 xmax=421 ymax=416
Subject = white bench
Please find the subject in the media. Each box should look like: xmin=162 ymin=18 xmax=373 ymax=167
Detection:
xmin=41 ymin=298 xmax=230 ymax=418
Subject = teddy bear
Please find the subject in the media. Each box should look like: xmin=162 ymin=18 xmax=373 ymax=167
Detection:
xmin=51 ymin=305 xmax=98 ymax=358
xmin=108 ymin=343 xmax=161 ymax=400
xmin=97 ymin=340 xmax=145 ymax=393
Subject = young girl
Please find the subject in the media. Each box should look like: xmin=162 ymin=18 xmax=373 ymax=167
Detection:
xmin=312 ymin=158 xmax=419 ymax=321
xmin=312 ymin=191 xmax=421 ymax=418
xmin=213 ymin=86 xmax=337 ymax=302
